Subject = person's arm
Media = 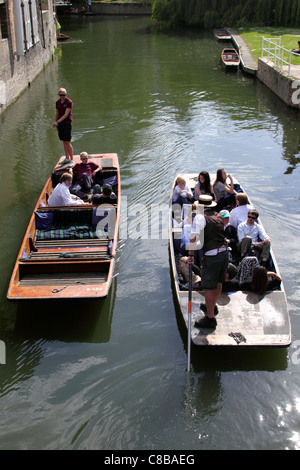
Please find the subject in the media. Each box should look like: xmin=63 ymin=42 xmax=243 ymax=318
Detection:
xmin=185 ymin=185 xmax=193 ymax=198
xmin=53 ymin=109 xmax=60 ymax=127
xmin=188 ymin=215 xmax=206 ymax=260
xmin=92 ymin=163 xmax=101 ymax=177
xmin=225 ymin=174 xmax=236 ymax=194
xmin=256 ymin=224 xmax=270 ymax=244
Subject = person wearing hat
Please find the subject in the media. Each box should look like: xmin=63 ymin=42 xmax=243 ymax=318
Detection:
xmin=220 ymin=209 xmax=238 ymax=262
xmin=71 ymin=152 xmax=101 ymax=200
xmin=188 ymin=194 xmax=228 ymax=329
xmin=91 ymin=183 xmax=117 ymax=205
xmin=52 ymin=88 xmax=74 ymax=161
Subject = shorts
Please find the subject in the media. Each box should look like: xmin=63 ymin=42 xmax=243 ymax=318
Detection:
xmin=57 ymin=123 xmax=72 ymax=142
xmin=201 ymin=250 xmax=229 ymax=290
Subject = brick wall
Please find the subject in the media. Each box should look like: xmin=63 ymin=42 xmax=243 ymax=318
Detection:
xmin=0 ymin=0 xmax=57 ymax=113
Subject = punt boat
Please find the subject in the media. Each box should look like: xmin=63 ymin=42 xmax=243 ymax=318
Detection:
xmin=169 ymin=173 xmax=291 ymax=347
xmin=214 ymin=29 xmax=232 ymax=41
xmin=7 ymin=153 xmax=120 ymax=301
xmin=221 ymin=48 xmax=240 ymax=70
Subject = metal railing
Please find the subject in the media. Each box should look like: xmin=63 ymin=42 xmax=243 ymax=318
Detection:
xmin=261 ymin=37 xmax=300 ymax=77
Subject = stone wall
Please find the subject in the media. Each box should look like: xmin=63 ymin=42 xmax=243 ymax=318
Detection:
xmin=257 ymin=57 xmax=300 ymax=110
xmin=92 ymin=2 xmax=152 ymax=15
xmin=0 ymin=1 xmax=57 ymax=114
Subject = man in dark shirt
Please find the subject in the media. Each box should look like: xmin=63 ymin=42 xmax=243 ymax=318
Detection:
xmin=71 ymin=152 xmax=100 ymax=199
xmin=53 ymin=88 xmax=74 ymax=160
xmin=92 ymin=184 xmax=117 ymax=205
xmin=188 ymin=196 xmax=228 ymax=329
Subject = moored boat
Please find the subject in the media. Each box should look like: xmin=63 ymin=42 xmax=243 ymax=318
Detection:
xmin=169 ymin=173 xmax=291 ymax=347
xmin=214 ymin=29 xmax=232 ymax=41
xmin=221 ymin=48 xmax=240 ymax=70
xmin=7 ymin=153 xmax=120 ymax=301
xmin=57 ymin=33 xmax=70 ymax=41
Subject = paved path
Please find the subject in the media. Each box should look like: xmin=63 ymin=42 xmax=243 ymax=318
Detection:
xmin=227 ymin=27 xmax=300 ymax=80
xmin=227 ymin=28 xmax=258 ymax=75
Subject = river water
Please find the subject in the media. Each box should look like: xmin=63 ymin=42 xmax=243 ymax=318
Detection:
xmin=0 ymin=15 xmax=300 ymax=451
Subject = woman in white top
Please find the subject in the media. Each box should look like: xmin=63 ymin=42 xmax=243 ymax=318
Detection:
xmin=172 ymin=176 xmax=193 ymax=207
xmin=48 ymin=173 xmax=86 ymax=206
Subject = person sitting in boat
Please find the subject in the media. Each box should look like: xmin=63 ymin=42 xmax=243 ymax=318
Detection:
xmin=229 ymin=193 xmax=254 ymax=228
xmin=194 ymin=171 xmax=215 ymax=201
xmin=213 ymin=168 xmax=236 ymax=210
xmin=240 ymin=265 xmax=281 ymax=294
xmin=91 ymin=183 xmax=117 ymax=205
xmin=178 ymin=256 xmax=201 ymax=288
xmin=237 ymin=210 xmax=271 ymax=267
xmin=70 ymin=151 xmax=101 ymax=199
xmin=172 ymin=176 xmax=193 ymax=207
xmin=219 ymin=209 xmax=238 ymax=262
xmin=222 ymin=263 xmax=240 ymax=292
xmin=48 ymin=173 xmax=87 ymax=206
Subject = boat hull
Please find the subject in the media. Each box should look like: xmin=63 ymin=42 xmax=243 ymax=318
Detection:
xmin=221 ymin=48 xmax=240 ymax=70
xmin=7 ymin=153 xmax=120 ymax=301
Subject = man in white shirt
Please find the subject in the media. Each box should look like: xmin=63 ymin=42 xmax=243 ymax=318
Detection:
xmin=48 ymin=173 xmax=87 ymax=206
xmin=229 ymin=193 xmax=254 ymax=228
xmin=237 ymin=209 xmax=271 ymax=264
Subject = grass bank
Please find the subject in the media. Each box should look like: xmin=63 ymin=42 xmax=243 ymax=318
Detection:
xmin=237 ymin=27 xmax=300 ymax=65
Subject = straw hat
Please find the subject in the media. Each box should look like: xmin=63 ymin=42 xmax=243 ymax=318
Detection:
xmin=198 ymin=194 xmax=217 ymax=208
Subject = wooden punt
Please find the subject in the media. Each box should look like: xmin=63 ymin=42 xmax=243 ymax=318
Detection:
xmin=169 ymin=173 xmax=291 ymax=347
xmin=7 ymin=153 xmax=120 ymax=301
xmin=214 ymin=29 xmax=232 ymax=41
xmin=221 ymin=48 xmax=240 ymax=70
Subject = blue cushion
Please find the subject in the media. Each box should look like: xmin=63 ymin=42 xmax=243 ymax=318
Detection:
xmin=35 ymin=211 xmax=54 ymax=229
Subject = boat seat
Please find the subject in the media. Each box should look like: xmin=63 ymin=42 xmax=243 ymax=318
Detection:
xmin=34 ymin=207 xmax=116 ymax=241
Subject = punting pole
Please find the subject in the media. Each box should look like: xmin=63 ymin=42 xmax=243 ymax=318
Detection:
xmin=187 ymin=263 xmax=192 ymax=372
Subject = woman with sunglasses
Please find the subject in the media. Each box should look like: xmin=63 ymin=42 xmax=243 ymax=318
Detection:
xmin=53 ymin=88 xmax=73 ymax=160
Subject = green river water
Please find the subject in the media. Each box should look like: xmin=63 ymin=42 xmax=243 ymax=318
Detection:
xmin=0 ymin=14 xmax=300 ymax=450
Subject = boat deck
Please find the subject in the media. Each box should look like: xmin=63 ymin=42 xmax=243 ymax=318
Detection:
xmin=178 ymin=290 xmax=290 ymax=347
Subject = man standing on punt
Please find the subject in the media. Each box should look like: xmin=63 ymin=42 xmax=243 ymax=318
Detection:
xmin=188 ymin=195 xmax=229 ymax=329
xmin=53 ymin=88 xmax=74 ymax=161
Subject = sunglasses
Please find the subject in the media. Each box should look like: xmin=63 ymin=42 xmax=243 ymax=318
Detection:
xmin=59 ymin=94 xmax=66 ymax=96
xmin=248 ymin=215 xmax=257 ymax=220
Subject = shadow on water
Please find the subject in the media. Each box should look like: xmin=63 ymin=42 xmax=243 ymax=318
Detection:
xmin=13 ymin=277 xmax=117 ymax=344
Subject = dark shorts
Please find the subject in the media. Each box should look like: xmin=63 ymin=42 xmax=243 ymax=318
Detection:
xmin=201 ymin=250 xmax=229 ymax=290
xmin=58 ymin=123 xmax=72 ymax=142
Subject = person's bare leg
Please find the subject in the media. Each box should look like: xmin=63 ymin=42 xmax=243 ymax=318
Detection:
xmin=63 ymin=141 xmax=73 ymax=160
xmin=205 ymin=283 xmax=222 ymax=318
